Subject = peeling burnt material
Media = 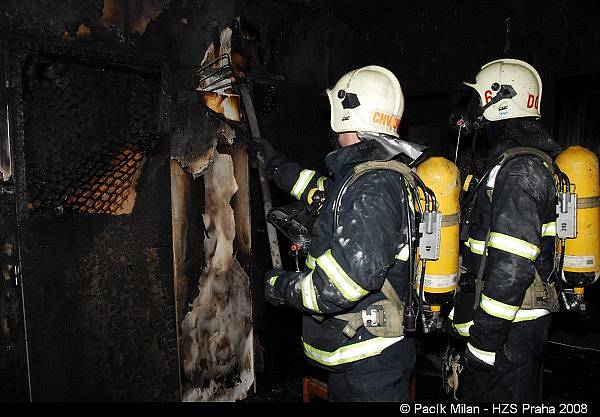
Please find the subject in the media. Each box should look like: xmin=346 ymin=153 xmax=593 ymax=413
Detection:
xmin=168 ymin=21 xmax=255 ymax=400
xmin=169 ymin=90 xmax=221 ymax=178
xmin=180 ymin=152 xmax=254 ymax=401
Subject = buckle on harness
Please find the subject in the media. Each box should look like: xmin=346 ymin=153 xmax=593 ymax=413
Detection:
xmin=362 ymin=305 xmax=385 ymax=327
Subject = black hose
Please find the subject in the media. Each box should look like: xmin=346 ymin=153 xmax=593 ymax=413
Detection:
xmin=555 ymin=239 xmax=570 ymax=310
xmin=419 ymin=259 xmax=426 ymax=320
xmin=404 ymin=186 xmax=417 ymax=332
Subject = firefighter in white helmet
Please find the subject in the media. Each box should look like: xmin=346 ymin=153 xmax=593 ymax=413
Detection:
xmin=449 ymin=59 xmax=563 ymax=401
xmin=258 ymin=65 xmax=427 ymax=400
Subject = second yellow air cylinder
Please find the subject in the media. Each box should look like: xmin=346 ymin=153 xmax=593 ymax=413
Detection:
xmin=416 ymin=157 xmax=461 ymax=307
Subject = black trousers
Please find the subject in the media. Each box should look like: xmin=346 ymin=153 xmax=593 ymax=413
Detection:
xmin=459 ymin=315 xmax=551 ymax=402
xmin=328 ymin=337 xmax=415 ymax=402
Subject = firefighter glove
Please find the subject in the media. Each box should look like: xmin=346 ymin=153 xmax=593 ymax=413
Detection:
xmin=264 ymin=268 xmax=285 ymax=306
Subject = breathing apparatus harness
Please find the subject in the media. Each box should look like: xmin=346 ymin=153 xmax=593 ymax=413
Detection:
xmin=461 ymin=146 xmax=576 ymax=312
xmin=451 ymin=79 xmax=578 ymax=310
xmin=331 ymin=157 xmax=441 ymax=337
xmin=267 ymin=135 xmax=443 ymax=338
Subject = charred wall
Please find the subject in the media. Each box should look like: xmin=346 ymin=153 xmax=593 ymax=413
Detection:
xmin=138 ymin=0 xmax=353 ymax=399
xmin=0 ymin=0 xmax=597 ymax=403
xmin=16 ymin=49 xmax=178 ymax=401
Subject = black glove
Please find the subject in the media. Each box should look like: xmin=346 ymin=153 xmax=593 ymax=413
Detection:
xmin=264 ymin=268 xmax=285 ymax=306
xmin=249 ymin=138 xmax=278 ymax=165
xmin=490 ymin=344 xmax=526 ymax=376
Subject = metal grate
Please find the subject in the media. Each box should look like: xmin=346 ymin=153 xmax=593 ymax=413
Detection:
xmin=34 ymin=142 xmax=147 ymax=214
xmin=23 ymin=58 xmax=160 ymax=215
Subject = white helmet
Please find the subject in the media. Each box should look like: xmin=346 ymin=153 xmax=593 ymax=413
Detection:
xmin=464 ymin=58 xmax=542 ymax=122
xmin=326 ymin=65 xmax=404 ymax=138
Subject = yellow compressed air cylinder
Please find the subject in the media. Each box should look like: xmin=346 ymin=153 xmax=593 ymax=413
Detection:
xmin=416 ymin=157 xmax=461 ymax=307
xmin=555 ymin=146 xmax=600 ymax=289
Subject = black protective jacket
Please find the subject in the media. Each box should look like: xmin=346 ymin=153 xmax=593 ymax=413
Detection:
xmin=265 ymin=140 xmax=412 ymax=372
xmin=451 ymin=119 xmax=560 ymax=369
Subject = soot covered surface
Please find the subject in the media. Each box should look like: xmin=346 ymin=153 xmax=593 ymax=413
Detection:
xmin=19 ymin=54 xmax=179 ymax=401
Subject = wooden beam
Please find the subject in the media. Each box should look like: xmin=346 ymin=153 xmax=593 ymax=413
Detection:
xmin=227 ymin=143 xmax=252 ymax=271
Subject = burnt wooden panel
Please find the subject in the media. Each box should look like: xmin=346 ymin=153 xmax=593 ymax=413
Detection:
xmin=0 ymin=47 xmax=28 ymax=401
xmin=18 ymin=51 xmax=178 ymax=401
xmin=166 ymin=58 xmax=255 ymax=400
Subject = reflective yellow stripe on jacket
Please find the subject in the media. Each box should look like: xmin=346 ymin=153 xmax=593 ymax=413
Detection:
xmin=466 ymin=222 xmax=553 ymax=257
xmin=300 ymin=272 xmax=320 ymax=313
xmin=303 ymin=337 xmax=402 ymax=366
xmin=541 ymin=221 xmax=556 ymax=237
xmin=395 ymin=244 xmax=410 ymax=261
xmin=291 ymin=169 xmax=317 ymax=200
xmin=487 ymin=232 xmax=540 ymax=261
xmin=448 ymin=302 xmax=549 ymax=338
xmin=316 ymin=249 xmax=369 ymax=302
xmin=480 ymin=294 xmax=519 ymax=321
xmin=513 ymin=308 xmax=551 ymax=322
xmin=316 ymin=176 xmax=327 ymax=191
xmin=306 ymin=254 xmax=316 ymax=270
xmin=465 ymin=237 xmax=486 ymax=255
xmin=467 ymin=343 xmax=496 ymax=366
xmin=453 ymin=321 xmax=473 ymax=337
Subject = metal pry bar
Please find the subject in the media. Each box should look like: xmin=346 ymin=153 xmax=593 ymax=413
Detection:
xmin=196 ymin=53 xmax=283 ymax=269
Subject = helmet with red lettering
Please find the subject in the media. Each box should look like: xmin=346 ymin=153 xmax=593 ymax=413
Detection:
xmin=463 ymin=58 xmax=542 ymax=122
xmin=326 ymin=65 xmax=404 ymax=138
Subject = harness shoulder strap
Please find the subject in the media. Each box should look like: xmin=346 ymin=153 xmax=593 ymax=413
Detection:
xmin=353 ymin=160 xmax=416 ymax=188
xmin=473 ymin=147 xmax=555 ymax=310
xmin=333 ymin=160 xmax=414 ymax=228
xmin=331 ymin=159 xmax=413 ymax=312
xmin=497 ymin=146 xmax=555 ymax=168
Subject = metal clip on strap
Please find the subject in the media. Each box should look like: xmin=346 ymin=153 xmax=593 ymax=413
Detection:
xmin=338 ymin=298 xmax=404 ymax=339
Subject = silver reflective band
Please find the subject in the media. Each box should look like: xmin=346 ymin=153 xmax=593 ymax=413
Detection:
xmin=453 ymin=321 xmax=473 ymax=337
xmin=486 ymin=165 xmax=502 ymax=188
xmin=303 ymin=336 xmax=402 ymax=366
xmin=316 ymin=249 xmax=369 ymax=301
xmin=395 ymin=244 xmax=410 ymax=261
xmin=301 ymin=271 xmax=320 ymax=313
xmin=467 ymin=343 xmax=496 ymax=366
xmin=480 ymin=294 xmax=519 ymax=321
xmin=513 ymin=308 xmax=550 ymax=322
xmin=317 ymin=176 xmax=327 ymax=191
xmin=291 ymin=169 xmax=317 ymax=200
xmin=487 ymin=232 xmax=540 ymax=261
xmin=268 ymin=275 xmax=279 ymax=286
xmin=306 ymin=254 xmax=316 ymax=270
xmin=448 ymin=307 xmax=454 ymax=320
xmin=541 ymin=222 xmax=556 ymax=237
xmin=466 ymin=237 xmax=486 ymax=255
